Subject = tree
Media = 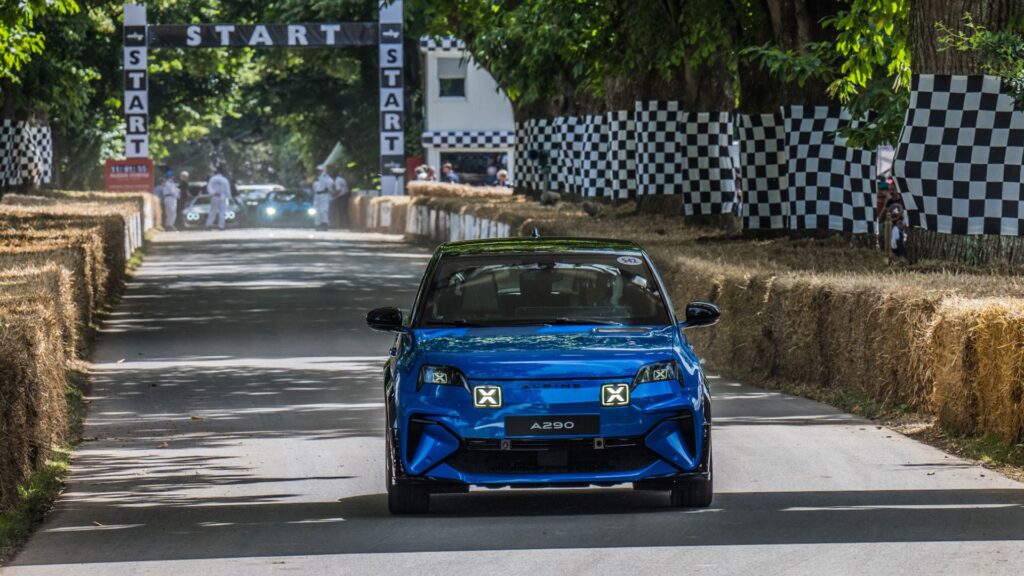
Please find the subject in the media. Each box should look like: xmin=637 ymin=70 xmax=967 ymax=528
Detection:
xmin=0 ymin=0 xmax=78 ymax=82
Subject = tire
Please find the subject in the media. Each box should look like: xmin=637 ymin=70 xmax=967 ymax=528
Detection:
xmin=669 ymin=441 xmax=713 ymax=508
xmin=385 ymin=410 xmax=430 ymax=514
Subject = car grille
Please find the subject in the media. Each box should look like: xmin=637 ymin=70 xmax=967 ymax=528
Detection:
xmin=444 ymin=436 xmax=658 ymax=475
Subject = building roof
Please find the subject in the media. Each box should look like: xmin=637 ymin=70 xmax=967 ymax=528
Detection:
xmin=437 ymin=237 xmax=644 ymax=256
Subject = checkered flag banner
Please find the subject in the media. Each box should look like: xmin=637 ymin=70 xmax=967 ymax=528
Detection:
xmin=418 ymin=36 xmax=466 ymax=53
xmin=579 ymin=114 xmax=610 ymax=198
xmin=785 ymin=106 xmax=876 ymax=234
xmin=895 ymin=75 xmax=1024 ymax=235
xmin=514 ymin=120 xmax=537 ymax=191
xmin=633 ymin=101 xmax=735 ymax=214
xmin=0 ymin=119 xmax=16 ymax=188
xmin=421 ymin=130 xmax=515 ymax=149
xmin=0 ymin=119 xmax=52 ymax=188
xmin=512 ymin=116 xmax=561 ymax=192
xmin=605 ymin=109 xmax=637 ymax=199
xmin=737 ymin=112 xmax=788 ymax=229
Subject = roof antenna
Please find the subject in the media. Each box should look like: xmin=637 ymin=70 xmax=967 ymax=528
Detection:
xmin=530 ymin=227 xmax=541 ymax=239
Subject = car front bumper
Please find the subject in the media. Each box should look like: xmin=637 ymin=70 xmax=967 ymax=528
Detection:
xmin=395 ymin=378 xmax=709 ymax=488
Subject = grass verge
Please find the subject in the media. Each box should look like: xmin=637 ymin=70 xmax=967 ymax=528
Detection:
xmin=0 ymin=374 xmax=87 ymax=564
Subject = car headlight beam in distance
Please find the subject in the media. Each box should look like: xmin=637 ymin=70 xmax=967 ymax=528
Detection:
xmin=265 ymin=206 xmax=278 ymax=216
xmin=307 ymin=207 xmax=317 ymax=216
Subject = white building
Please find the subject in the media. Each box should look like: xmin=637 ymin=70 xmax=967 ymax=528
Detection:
xmin=419 ymin=37 xmax=516 ymax=185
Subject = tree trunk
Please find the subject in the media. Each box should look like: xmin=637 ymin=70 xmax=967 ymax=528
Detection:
xmin=738 ymin=0 xmax=844 ymax=113
xmin=911 ymin=0 xmax=1023 ymax=74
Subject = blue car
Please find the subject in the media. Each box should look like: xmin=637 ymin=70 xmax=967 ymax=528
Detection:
xmin=366 ymin=237 xmax=720 ymax=514
xmin=254 ymin=189 xmax=318 ymax=227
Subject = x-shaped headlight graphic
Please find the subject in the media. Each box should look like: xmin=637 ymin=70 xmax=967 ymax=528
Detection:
xmin=601 ymin=383 xmax=630 ymax=406
xmin=473 ymin=386 xmax=502 ymax=408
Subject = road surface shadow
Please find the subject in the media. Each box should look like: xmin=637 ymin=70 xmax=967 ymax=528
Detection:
xmin=11 ymin=487 xmax=1024 ymax=566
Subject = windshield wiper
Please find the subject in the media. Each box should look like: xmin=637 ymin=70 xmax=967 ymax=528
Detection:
xmin=549 ymin=317 xmax=624 ymax=326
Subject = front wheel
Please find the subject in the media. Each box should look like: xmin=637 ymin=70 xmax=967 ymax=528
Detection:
xmin=670 ymin=442 xmax=713 ymax=508
xmin=385 ymin=414 xmax=430 ymax=514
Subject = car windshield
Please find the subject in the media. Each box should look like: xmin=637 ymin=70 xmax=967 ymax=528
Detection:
xmin=271 ymin=191 xmax=308 ymax=203
xmin=190 ymin=196 xmax=210 ymax=207
xmin=417 ymin=253 xmax=672 ymax=327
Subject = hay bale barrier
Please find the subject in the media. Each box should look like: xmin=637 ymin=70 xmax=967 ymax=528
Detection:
xmin=0 ymin=190 xmax=150 ymax=512
xmin=381 ymin=183 xmax=1024 ymax=445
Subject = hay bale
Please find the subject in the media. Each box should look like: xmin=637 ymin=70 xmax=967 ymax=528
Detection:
xmin=0 ymin=204 xmax=130 ymax=294
xmin=407 ymin=181 xmax=514 ymax=200
xmin=0 ymin=305 xmax=68 ymax=511
xmin=6 ymin=190 xmax=161 ymax=233
xmin=0 ymin=228 xmax=106 ymax=317
xmin=0 ymin=264 xmax=80 ymax=359
xmin=926 ymin=298 xmax=1024 ymax=442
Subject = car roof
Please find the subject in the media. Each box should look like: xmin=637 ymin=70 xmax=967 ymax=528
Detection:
xmin=437 ymin=237 xmax=643 ymax=257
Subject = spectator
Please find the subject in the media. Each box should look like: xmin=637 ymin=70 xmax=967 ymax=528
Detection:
xmin=891 ymin=219 xmax=908 ymax=260
xmin=485 ymin=165 xmax=498 ymax=186
xmin=425 ymin=165 xmax=438 ymax=181
xmin=441 ymin=162 xmax=460 ymax=184
xmin=496 ymin=169 xmax=511 ymax=188
xmin=161 ymin=170 xmax=180 ymax=231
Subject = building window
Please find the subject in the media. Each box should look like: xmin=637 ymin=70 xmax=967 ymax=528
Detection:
xmin=437 ymin=57 xmax=468 ymax=98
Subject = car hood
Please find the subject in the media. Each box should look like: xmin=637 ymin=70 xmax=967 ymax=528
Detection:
xmin=414 ymin=325 xmax=684 ymax=380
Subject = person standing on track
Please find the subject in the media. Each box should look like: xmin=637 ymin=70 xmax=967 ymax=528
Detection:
xmin=313 ymin=164 xmax=335 ymax=231
xmin=161 ymin=170 xmax=181 ymax=231
xmin=205 ymin=164 xmax=233 ymax=231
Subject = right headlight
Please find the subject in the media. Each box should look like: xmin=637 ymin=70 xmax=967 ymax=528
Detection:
xmin=418 ymin=365 xmax=467 ymax=391
xmin=633 ymin=361 xmax=679 ymax=386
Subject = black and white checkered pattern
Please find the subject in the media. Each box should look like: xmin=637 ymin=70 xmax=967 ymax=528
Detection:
xmin=418 ymin=36 xmax=466 ymax=53
xmin=605 ymin=110 xmax=636 ymax=199
xmin=785 ymin=106 xmax=876 ymax=233
xmin=0 ymin=119 xmax=52 ymax=188
xmin=633 ymin=101 xmax=735 ymax=214
xmin=737 ymin=112 xmax=788 ymax=229
xmin=555 ymin=116 xmax=583 ymax=196
xmin=514 ymin=120 xmax=536 ymax=191
xmin=421 ymin=130 xmax=515 ymax=149
xmin=895 ymin=74 xmax=1024 ymax=235
xmin=0 ymin=119 xmax=17 ymax=188
xmin=579 ymin=114 xmax=609 ymax=198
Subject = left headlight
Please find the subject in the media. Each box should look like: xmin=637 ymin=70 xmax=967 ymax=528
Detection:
xmin=633 ymin=361 xmax=679 ymax=386
xmin=418 ymin=365 xmax=466 ymax=391
xmin=307 ymin=207 xmax=317 ymax=216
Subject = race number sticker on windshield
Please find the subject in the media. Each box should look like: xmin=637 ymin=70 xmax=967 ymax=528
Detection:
xmin=617 ymin=256 xmax=643 ymax=266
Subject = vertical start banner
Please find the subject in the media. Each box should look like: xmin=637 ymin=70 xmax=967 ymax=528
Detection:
xmin=123 ymin=4 xmax=148 ymax=159
xmin=379 ymin=1 xmax=404 ymax=195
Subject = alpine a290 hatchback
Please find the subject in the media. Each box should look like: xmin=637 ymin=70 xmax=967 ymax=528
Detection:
xmin=366 ymin=237 xmax=720 ymax=514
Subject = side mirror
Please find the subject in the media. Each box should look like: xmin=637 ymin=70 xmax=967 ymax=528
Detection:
xmin=366 ymin=307 xmax=404 ymax=332
xmin=683 ymin=301 xmax=720 ymax=328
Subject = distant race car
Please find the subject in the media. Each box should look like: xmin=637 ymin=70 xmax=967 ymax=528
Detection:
xmin=182 ymin=194 xmax=243 ymax=229
xmin=236 ymin=184 xmax=283 ymax=222
xmin=254 ymin=190 xmax=318 ymax=227
xmin=366 ymin=236 xmax=720 ymax=514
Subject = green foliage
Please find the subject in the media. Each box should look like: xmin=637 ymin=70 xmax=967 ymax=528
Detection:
xmin=938 ymin=13 xmax=1024 ymax=102
xmin=413 ymin=0 xmax=753 ymax=108
xmin=743 ymin=0 xmax=909 ymax=147
xmin=0 ymin=0 xmax=79 ymax=81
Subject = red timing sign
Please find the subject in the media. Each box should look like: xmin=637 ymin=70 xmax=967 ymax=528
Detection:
xmin=105 ymin=158 xmax=154 ymax=192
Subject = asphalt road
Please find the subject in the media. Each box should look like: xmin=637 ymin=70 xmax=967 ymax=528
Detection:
xmin=4 ymin=229 xmax=1023 ymax=576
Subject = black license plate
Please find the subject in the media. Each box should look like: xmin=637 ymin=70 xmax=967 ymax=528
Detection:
xmin=505 ymin=415 xmax=599 ymax=436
